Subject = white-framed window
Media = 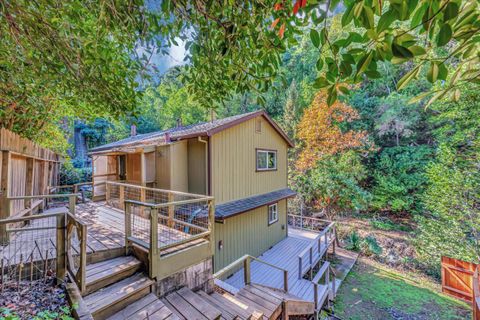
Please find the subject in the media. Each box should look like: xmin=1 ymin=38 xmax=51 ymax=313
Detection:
xmin=268 ymin=203 xmax=278 ymax=225
xmin=256 ymin=149 xmax=277 ymax=171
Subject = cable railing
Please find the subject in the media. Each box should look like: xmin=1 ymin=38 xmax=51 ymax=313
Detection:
xmin=1 ymin=194 xmax=87 ymax=293
xmin=123 ymin=193 xmax=214 ymax=278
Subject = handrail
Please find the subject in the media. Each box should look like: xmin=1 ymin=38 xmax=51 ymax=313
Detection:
xmin=124 ymin=197 xmax=213 ymax=209
xmin=297 ymin=219 xmax=336 ymax=279
xmin=213 ymin=254 xmax=289 ymax=292
xmin=0 ymin=210 xmax=67 ymax=224
xmin=106 ymin=180 xmax=209 ymax=199
xmin=288 ymin=213 xmax=332 ymax=224
xmin=7 ymin=193 xmax=81 ymax=200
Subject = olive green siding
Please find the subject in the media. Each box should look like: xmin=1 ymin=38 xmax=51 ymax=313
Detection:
xmin=213 ymin=199 xmax=288 ymax=272
xmin=210 ymin=117 xmax=288 ymax=204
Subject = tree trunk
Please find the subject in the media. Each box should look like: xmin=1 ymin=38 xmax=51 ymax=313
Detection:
xmin=74 ymin=120 xmax=88 ymax=165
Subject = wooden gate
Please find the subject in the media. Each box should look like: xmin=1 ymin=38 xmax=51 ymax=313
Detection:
xmin=441 ymin=256 xmax=478 ymax=304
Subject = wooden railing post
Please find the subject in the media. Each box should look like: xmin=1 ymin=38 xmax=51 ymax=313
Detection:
xmin=125 ymin=202 xmax=132 ymax=255
xmin=314 ymin=283 xmax=318 ymax=310
xmin=149 ymin=207 xmax=158 ymax=278
xmin=119 ymin=185 xmax=125 ymax=210
xmin=79 ymin=222 xmax=87 ymax=294
xmin=105 ymin=182 xmax=111 ymax=205
xmin=244 ymin=256 xmax=251 ymax=286
xmin=56 ymin=212 xmax=66 ymax=284
xmin=0 ymin=151 xmax=11 ymax=245
xmin=309 ymin=247 xmax=313 ymax=279
xmin=298 ymin=257 xmax=302 ymax=279
xmin=68 ymin=195 xmax=76 ymax=216
xmin=140 ymin=188 xmax=146 ymax=215
xmin=208 ymin=199 xmax=215 ymax=254
xmin=283 ymin=270 xmax=288 ymax=292
xmin=167 ymin=193 xmax=174 ymax=228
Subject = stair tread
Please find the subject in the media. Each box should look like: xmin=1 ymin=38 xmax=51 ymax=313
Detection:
xmin=84 ymin=273 xmax=154 ymax=314
xmin=163 ymin=291 xmax=210 ymax=320
xmin=176 ymin=287 xmax=222 ymax=320
xmin=242 ymin=285 xmax=282 ymax=306
xmin=250 ymin=283 xmax=307 ymax=302
xmin=196 ymin=291 xmax=238 ymax=320
xmin=210 ymin=292 xmax=262 ymax=320
xmin=236 ymin=288 xmax=277 ymax=317
xmin=106 ymin=293 xmax=176 ymax=320
xmin=86 ymin=256 xmax=141 ymax=285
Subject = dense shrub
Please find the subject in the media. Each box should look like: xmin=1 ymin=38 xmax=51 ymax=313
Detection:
xmin=59 ymin=161 xmax=91 ymax=186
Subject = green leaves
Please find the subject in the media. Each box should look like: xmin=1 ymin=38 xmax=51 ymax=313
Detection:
xmin=437 ymin=24 xmax=453 ymax=46
xmin=392 ymin=43 xmax=413 ymax=59
xmin=377 ymin=9 xmax=397 ymax=33
xmin=427 ymin=62 xmax=439 ymax=83
xmin=310 ymin=29 xmax=320 ymax=48
xmin=443 ymin=2 xmax=460 ymax=21
xmin=397 ymin=65 xmax=421 ymax=90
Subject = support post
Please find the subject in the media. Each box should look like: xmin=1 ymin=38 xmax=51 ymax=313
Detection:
xmin=25 ymin=158 xmax=34 ymax=210
xmin=208 ymin=199 xmax=215 ymax=254
xmin=298 ymin=257 xmax=302 ymax=279
xmin=79 ymin=222 xmax=87 ymax=294
xmin=119 ymin=185 xmax=125 ymax=210
xmin=56 ymin=213 xmax=66 ymax=284
xmin=314 ymin=283 xmax=318 ymax=310
xmin=283 ymin=270 xmax=288 ymax=292
xmin=0 ymin=151 xmax=11 ymax=245
xmin=167 ymin=193 xmax=174 ymax=228
xmin=105 ymin=182 xmax=111 ymax=206
xmin=125 ymin=202 xmax=132 ymax=255
xmin=243 ymin=256 xmax=251 ymax=286
xmin=68 ymin=195 xmax=76 ymax=216
xmin=140 ymin=188 xmax=146 ymax=215
xmin=149 ymin=207 xmax=158 ymax=278
xmin=309 ymin=247 xmax=313 ymax=279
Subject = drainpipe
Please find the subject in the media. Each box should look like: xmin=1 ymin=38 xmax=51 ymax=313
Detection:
xmin=198 ymin=136 xmax=209 ymax=195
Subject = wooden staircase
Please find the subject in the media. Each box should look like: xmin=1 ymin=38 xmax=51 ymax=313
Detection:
xmin=79 ymin=255 xmax=313 ymax=320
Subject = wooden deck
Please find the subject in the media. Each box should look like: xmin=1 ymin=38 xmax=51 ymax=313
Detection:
xmin=0 ymin=201 xmax=201 ymax=264
xmin=224 ymin=228 xmax=332 ymax=305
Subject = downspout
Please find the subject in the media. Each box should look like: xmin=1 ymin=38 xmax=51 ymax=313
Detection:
xmin=197 ymin=136 xmax=209 ymax=195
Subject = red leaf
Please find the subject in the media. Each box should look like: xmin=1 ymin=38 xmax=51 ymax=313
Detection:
xmin=293 ymin=1 xmax=301 ymax=14
xmin=271 ymin=18 xmax=280 ymax=29
xmin=274 ymin=3 xmax=283 ymax=11
xmin=279 ymin=23 xmax=286 ymax=38
xmin=300 ymin=0 xmax=307 ymax=7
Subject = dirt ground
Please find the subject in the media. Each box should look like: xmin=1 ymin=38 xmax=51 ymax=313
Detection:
xmin=332 ymin=257 xmax=471 ymax=320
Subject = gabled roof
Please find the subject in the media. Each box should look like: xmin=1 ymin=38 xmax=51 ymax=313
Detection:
xmin=89 ymin=110 xmax=294 ymax=154
xmin=215 ymin=188 xmax=297 ymax=221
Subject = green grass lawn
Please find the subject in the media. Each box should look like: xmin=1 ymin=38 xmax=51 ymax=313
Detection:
xmin=333 ymin=257 xmax=471 ymax=320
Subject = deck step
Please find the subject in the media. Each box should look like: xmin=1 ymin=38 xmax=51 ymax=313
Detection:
xmin=162 ymin=288 xmax=222 ymax=320
xmin=84 ymin=256 xmax=142 ymax=295
xmin=106 ymin=293 xmax=180 ymax=320
xmin=235 ymin=286 xmax=281 ymax=320
xmin=83 ymin=273 xmax=154 ymax=320
xmin=205 ymin=291 xmax=263 ymax=320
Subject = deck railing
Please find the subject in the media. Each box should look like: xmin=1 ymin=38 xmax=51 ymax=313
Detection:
xmin=213 ymin=254 xmax=289 ymax=293
xmin=49 ymin=182 xmax=94 ymax=204
xmin=289 ymin=214 xmax=336 ymax=279
xmin=0 ymin=194 xmax=85 ymax=292
xmin=123 ymin=193 xmax=214 ymax=279
xmin=312 ymin=261 xmax=336 ymax=310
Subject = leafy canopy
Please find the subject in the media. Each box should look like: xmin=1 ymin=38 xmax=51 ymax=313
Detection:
xmin=164 ymin=0 xmax=480 ymax=108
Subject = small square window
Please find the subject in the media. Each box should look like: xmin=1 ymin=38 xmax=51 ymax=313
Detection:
xmin=256 ymin=149 xmax=277 ymax=171
xmin=268 ymin=203 xmax=278 ymax=225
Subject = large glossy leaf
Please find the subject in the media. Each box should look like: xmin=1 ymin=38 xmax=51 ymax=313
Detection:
xmin=377 ymin=9 xmax=397 ymax=33
xmin=437 ymin=23 xmax=453 ymax=46
xmin=310 ymin=29 xmax=320 ymax=47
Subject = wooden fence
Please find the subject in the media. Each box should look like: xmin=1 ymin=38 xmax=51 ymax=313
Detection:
xmin=0 ymin=128 xmax=62 ymax=226
xmin=441 ymin=256 xmax=480 ymax=319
